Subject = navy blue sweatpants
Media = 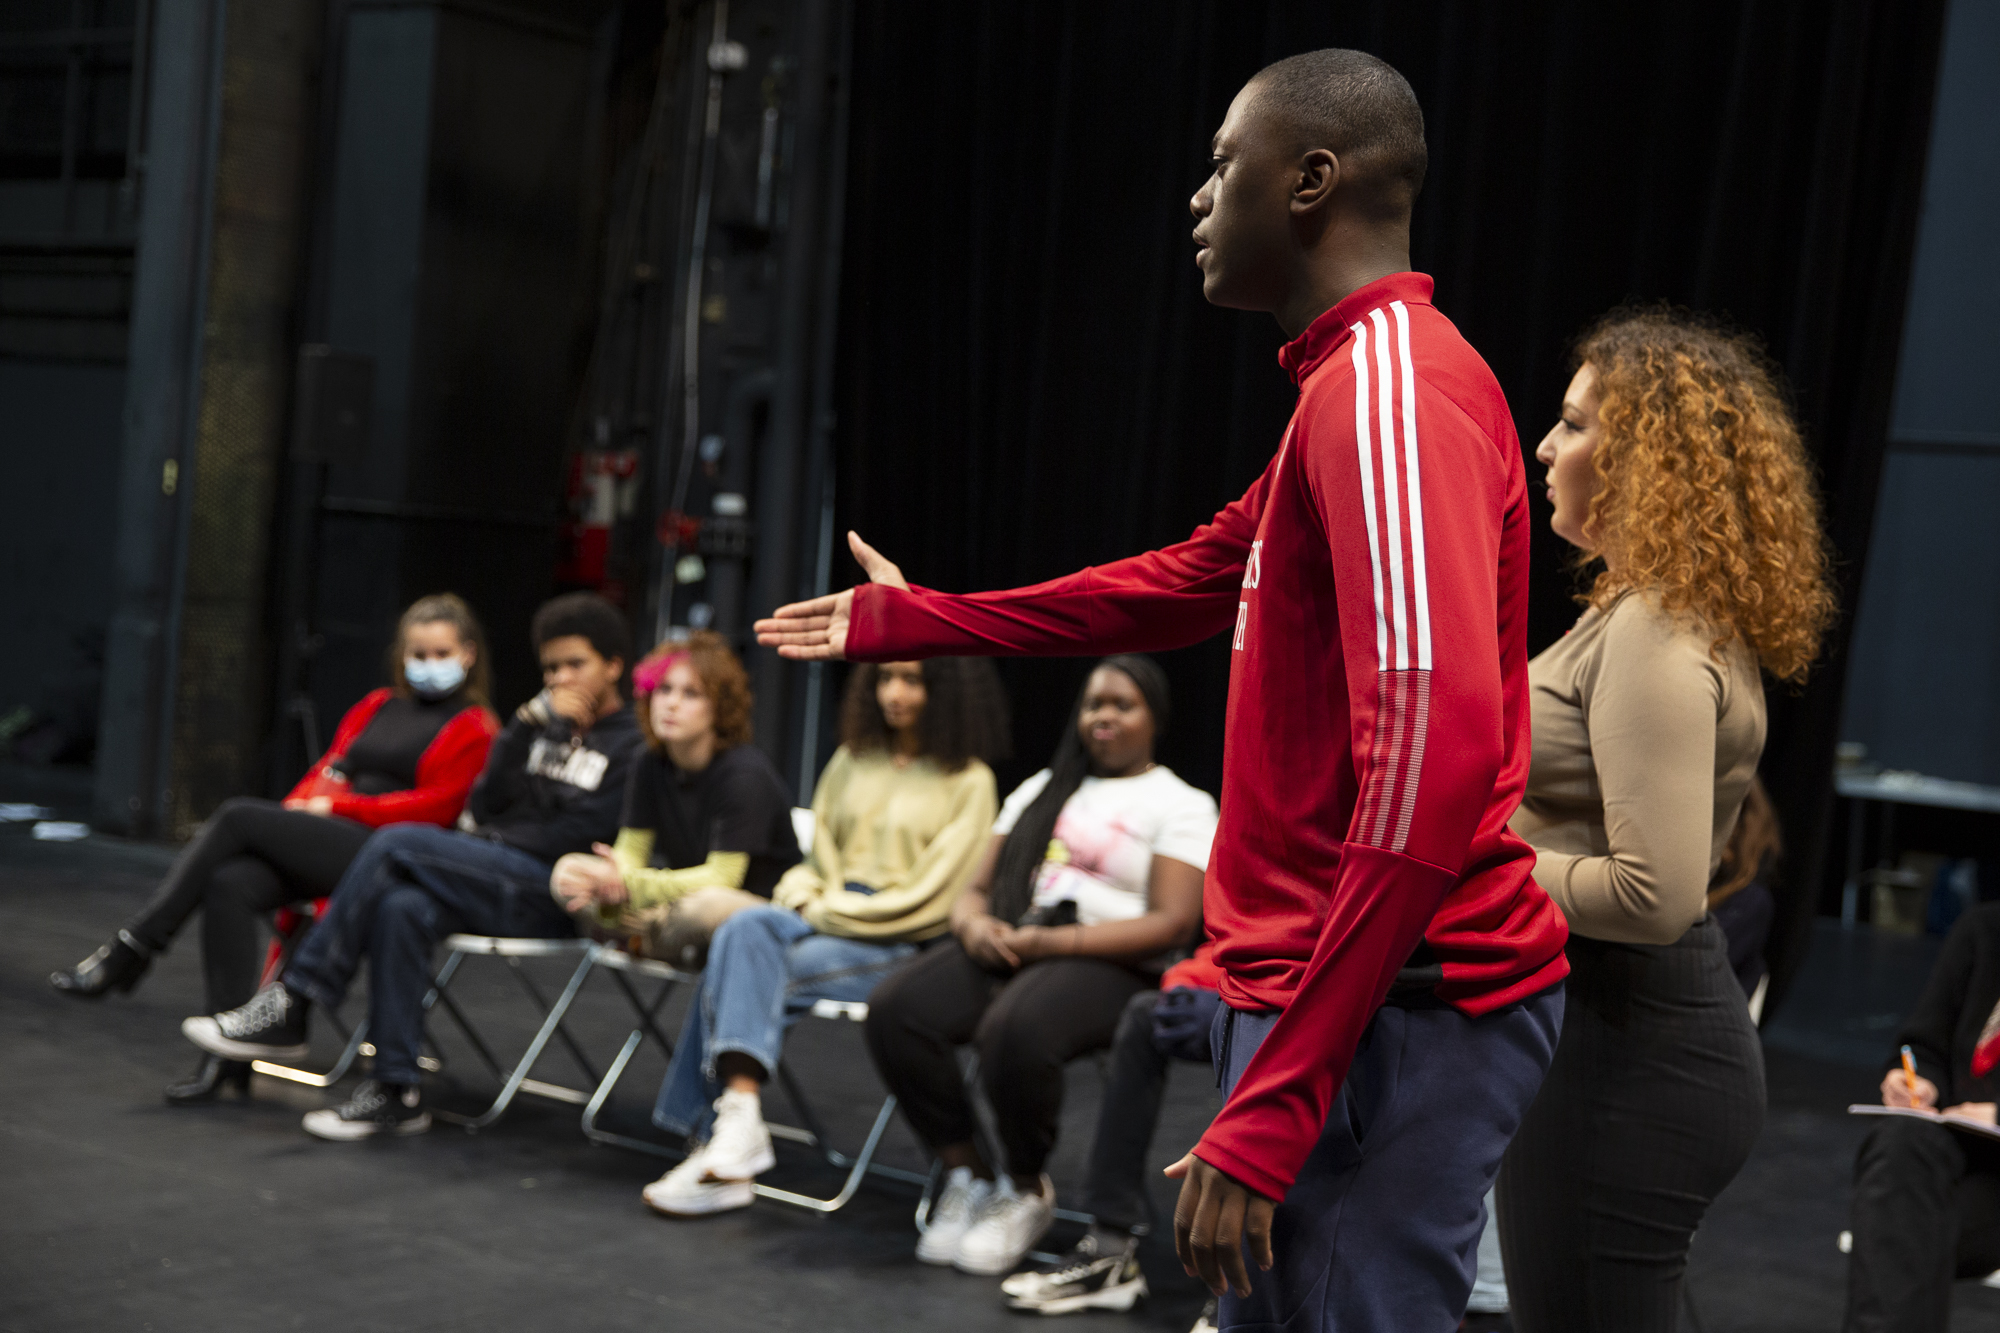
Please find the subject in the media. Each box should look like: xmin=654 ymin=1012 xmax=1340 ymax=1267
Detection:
xmin=1212 ymin=986 xmax=1563 ymax=1332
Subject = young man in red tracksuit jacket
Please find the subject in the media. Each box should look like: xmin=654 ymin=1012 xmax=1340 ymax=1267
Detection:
xmin=760 ymin=50 xmax=1568 ymax=1332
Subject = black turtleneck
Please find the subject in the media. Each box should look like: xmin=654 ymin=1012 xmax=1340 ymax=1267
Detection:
xmin=332 ymin=692 xmax=467 ymax=794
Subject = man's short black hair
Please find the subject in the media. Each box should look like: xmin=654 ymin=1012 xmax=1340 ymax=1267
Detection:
xmin=1251 ymin=49 xmax=1427 ymax=212
xmin=530 ymin=591 xmax=631 ymax=667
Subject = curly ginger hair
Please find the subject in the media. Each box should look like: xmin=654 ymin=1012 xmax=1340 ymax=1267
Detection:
xmin=1573 ymin=306 xmax=1836 ymax=684
xmin=632 ymin=630 xmax=754 ymax=752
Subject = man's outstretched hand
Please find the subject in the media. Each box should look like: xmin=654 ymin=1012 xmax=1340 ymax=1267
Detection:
xmin=754 ymin=531 xmax=907 ymax=660
xmin=1166 ymin=1152 xmax=1276 ymax=1298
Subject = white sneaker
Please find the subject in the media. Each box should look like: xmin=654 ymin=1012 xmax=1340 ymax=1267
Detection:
xmin=953 ymin=1173 xmax=1054 ymax=1275
xmin=700 ymin=1088 xmax=775 ymax=1181
xmin=1189 ymin=1296 xmax=1219 ymax=1333
xmin=915 ymin=1166 xmax=994 ymax=1266
xmin=641 ymin=1148 xmax=755 ymax=1217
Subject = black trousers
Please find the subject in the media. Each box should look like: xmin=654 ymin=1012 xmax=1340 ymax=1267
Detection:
xmin=864 ymin=938 xmax=1151 ymax=1179
xmin=1498 ymin=916 xmax=1764 ymax=1332
xmin=123 ymin=797 xmax=375 ymax=1011
xmin=1844 ymin=1116 xmax=2000 ymax=1332
xmin=1081 ymin=989 xmax=1176 ymax=1232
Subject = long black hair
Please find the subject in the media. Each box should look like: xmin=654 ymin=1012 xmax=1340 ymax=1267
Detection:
xmin=837 ymin=658 xmax=1012 ymax=773
xmin=986 ymin=655 xmax=1171 ymax=924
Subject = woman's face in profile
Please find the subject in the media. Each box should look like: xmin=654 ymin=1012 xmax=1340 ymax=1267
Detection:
xmin=651 ymin=661 xmax=714 ymax=747
xmin=1079 ymin=666 xmax=1155 ymax=778
xmin=1535 ymin=363 xmax=1604 ymax=550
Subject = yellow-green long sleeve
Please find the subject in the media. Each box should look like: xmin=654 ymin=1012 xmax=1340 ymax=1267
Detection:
xmin=606 ymin=826 xmax=750 ymax=910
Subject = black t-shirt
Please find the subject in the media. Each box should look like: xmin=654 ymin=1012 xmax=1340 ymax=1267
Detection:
xmin=620 ymin=744 xmax=801 ymax=899
xmin=331 ymin=692 xmax=467 ymax=795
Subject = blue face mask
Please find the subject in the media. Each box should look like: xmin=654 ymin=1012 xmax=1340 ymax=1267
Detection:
xmin=405 ymin=656 xmax=467 ymax=700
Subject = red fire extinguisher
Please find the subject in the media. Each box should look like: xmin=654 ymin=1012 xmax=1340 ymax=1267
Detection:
xmin=556 ymin=448 xmax=640 ymax=598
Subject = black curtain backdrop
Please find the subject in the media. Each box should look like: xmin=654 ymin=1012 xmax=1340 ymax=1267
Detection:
xmin=830 ymin=1 xmax=1947 ymax=1017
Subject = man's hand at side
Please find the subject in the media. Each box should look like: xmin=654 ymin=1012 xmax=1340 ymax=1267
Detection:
xmin=1166 ymin=1152 xmax=1276 ymax=1298
xmin=754 ymin=531 xmax=907 ymax=660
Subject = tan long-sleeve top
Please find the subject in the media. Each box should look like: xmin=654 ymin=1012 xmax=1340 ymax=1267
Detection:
xmin=1510 ymin=592 xmax=1765 ymax=945
xmin=773 ymin=746 xmax=997 ymax=942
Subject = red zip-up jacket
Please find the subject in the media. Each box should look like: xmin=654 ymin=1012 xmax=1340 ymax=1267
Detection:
xmin=287 ymin=688 xmax=500 ymax=829
xmin=846 ymin=272 xmax=1569 ymax=1198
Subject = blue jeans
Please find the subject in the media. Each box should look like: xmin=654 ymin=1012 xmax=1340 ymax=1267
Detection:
xmin=1211 ymin=987 xmax=1563 ymax=1333
xmin=285 ymin=824 xmax=573 ymax=1085
xmin=653 ymin=905 xmax=916 ymax=1139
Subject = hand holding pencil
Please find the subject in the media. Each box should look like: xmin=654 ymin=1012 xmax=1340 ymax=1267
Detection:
xmin=1882 ymin=1044 xmax=1938 ymax=1110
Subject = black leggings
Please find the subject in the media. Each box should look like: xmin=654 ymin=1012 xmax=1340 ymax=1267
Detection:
xmin=864 ymin=938 xmax=1151 ymax=1178
xmin=123 ymin=797 xmax=375 ymax=1011
xmin=1498 ymin=916 xmax=1765 ymax=1332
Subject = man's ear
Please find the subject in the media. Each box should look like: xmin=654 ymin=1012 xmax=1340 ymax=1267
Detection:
xmin=1291 ymin=148 xmax=1339 ymax=216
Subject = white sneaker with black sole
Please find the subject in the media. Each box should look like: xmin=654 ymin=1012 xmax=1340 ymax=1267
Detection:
xmin=182 ymin=982 xmax=310 ymax=1061
xmin=916 ymin=1167 xmax=995 ymax=1266
xmin=1002 ymin=1231 xmax=1148 ymax=1313
xmin=699 ymin=1088 xmax=776 ymax=1180
xmin=1189 ymin=1296 xmax=1219 ymax=1333
xmin=301 ymin=1080 xmax=430 ymax=1140
xmin=641 ymin=1148 xmax=755 ymax=1217
xmin=954 ymin=1173 xmax=1055 ymax=1276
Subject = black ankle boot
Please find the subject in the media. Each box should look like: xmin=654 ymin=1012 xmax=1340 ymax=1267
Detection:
xmin=164 ymin=1054 xmax=253 ymax=1104
xmin=50 ymin=931 xmax=152 ymax=999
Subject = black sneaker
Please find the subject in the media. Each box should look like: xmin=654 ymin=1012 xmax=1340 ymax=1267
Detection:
xmin=181 ymin=983 xmax=310 ymax=1060
xmin=1001 ymin=1231 xmax=1147 ymax=1314
xmin=301 ymin=1080 xmax=431 ymax=1141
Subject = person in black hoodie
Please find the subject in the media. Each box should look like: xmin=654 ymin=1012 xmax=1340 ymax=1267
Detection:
xmin=180 ymin=593 xmax=645 ymax=1141
xmin=1844 ymin=899 xmax=2000 ymax=1332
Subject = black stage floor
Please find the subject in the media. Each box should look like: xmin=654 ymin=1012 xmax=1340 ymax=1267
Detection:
xmin=4 ymin=800 xmax=1999 ymax=1331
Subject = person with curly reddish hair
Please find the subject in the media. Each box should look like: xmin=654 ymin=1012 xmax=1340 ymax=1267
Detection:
xmin=1496 ymin=306 xmax=1836 ymax=1332
xmin=549 ymin=631 xmax=800 ymax=955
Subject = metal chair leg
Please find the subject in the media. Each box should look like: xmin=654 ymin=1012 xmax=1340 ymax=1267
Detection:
xmin=426 ymin=943 xmax=600 ymax=1130
xmin=580 ymin=1030 xmax=677 ymax=1157
xmin=752 ymin=1093 xmax=904 ymax=1213
xmin=252 ymin=1014 xmax=368 ymax=1089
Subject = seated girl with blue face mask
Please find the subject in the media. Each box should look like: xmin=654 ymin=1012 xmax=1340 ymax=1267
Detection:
xmin=48 ymin=593 xmax=501 ymax=1104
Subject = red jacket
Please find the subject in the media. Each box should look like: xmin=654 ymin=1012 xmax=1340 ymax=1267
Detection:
xmin=847 ymin=272 xmax=1568 ymax=1199
xmin=286 ymin=689 xmax=500 ymax=830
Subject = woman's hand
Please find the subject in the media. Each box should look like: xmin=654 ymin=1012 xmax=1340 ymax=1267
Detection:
xmin=1882 ymin=1068 xmax=1939 ymax=1110
xmin=959 ymin=913 xmax=1021 ymax=970
xmin=283 ymin=796 xmax=335 ymax=816
xmin=551 ymin=851 xmax=625 ymax=911
xmin=1008 ymin=924 xmax=1076 ymax=964
xmin=586 ymin=843 xmax=631 ymax=905
xmin=754 ymin=532 xmax=908 ymax=661
xmin=1945 ymin=1102 xmax=1998 ymax=1126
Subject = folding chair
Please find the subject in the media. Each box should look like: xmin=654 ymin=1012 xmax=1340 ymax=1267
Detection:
xmin=423 ymin=934 xmax=601 ymax=1130
xmin=577 ymin=945 xmax=927 ymax=1214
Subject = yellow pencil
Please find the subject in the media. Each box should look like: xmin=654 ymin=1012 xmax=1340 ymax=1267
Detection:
xmin=1901 ymin=1044 xmax=1920 ymax=1102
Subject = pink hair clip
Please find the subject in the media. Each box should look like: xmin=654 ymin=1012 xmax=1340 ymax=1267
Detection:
xmin=633 ymin=650 xmax=689 ymax=696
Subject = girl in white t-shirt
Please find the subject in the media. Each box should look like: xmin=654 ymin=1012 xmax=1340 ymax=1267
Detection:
xmin=864 ymin=655 xmax=1217 ymax=1277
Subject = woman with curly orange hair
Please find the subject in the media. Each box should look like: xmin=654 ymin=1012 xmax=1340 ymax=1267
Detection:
xmin=1496 ymin=306 xmax=1835 ymax=1332
xmin=549 ymin=630 xmax=799 ymax=952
